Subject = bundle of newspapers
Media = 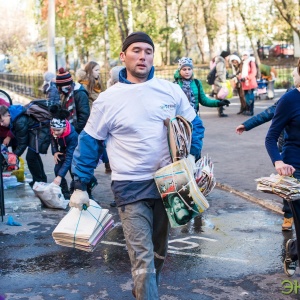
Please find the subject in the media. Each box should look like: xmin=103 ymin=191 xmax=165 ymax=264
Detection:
xmin=156 ymin=116 xmax=217 ymax=227
xmin=194 ymin=154 xmax=216 ymax=196
xmin=52 ymin=200 xmax=114 ymax=252
xmin=256 ymin=174 xmax=300 ymax=201
xmin=154 ymin=158 xmax=210 ymax=228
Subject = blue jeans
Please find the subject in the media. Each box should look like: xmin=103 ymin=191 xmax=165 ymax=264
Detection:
xmin=244 ymin=89 xmax=255 ymax=113
xmin=118 ymin=199 xmax=169 ymax=300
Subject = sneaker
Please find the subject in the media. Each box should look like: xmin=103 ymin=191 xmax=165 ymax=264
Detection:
xmin=284 ymin=239 xmax=297 ymax=276
xmin=282 ymin=217 xmax=294 ymax=231
xmin=219 ymin=113 xmax=228 ymax=117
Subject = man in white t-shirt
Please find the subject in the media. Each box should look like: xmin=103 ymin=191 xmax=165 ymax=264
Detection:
xmin=69 ymin=31 xmax=205 ymax=299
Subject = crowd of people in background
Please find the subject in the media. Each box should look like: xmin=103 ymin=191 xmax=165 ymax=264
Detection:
xmin=1 ymin=31 xmax=300 ymax=299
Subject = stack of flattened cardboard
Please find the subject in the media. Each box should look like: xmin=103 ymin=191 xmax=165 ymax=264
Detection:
xmin=52 ymin=200 xmax=114 ymax=252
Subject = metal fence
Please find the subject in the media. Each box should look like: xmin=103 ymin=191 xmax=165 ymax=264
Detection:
xmin=0 ymin=65 xmax=295 ymax=100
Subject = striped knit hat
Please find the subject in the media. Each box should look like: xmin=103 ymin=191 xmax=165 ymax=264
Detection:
xmin=56 ymin=68 xmax=73 ymax=87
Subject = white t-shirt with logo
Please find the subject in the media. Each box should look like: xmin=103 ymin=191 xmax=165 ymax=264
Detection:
xmin=84 ymin=77 xmax=196 ymax=181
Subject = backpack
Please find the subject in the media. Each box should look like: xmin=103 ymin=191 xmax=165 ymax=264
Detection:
xmin=206 ymin=66 xmax=216 ymax=85
xmin=24 ymin=100 xmax=52 ymax=123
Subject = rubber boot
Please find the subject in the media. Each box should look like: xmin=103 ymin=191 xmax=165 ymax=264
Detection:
xmin=218 ymin=106 xmax=228 ymax=117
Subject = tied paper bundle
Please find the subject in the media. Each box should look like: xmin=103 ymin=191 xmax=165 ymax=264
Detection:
xmin=52 ymin=200 xmax=114 ymax=252
xmin=154 ymin=158 xmax=209 ymax=228
xmin=194 ymin=154 xmax=216 ymax=196
xmin=256 ymin=174 xmax=300 ymax=201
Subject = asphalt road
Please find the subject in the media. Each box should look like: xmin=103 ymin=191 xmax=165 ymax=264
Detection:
xmin=1 ymin=185 xmax=299 ymax=299
xmin=1 ymin=88 xmax=299 ymax=299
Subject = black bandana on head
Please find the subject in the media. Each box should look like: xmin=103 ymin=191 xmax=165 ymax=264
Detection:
xmin=122 ymin=31 xmax=154 ymax=52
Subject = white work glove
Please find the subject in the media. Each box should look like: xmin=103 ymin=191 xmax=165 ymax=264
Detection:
xmin=186 ymin=154 xmax=196 ymax=175
xmin=69 ymin=189 xmax=90 ymax=211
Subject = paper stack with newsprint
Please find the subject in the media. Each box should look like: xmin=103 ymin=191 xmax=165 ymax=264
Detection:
xmin=154 ymin=116 xmax=215 ymax=228
xmin=52 ymin=200 xmax=114 ymax=252
xmin=256 ymin=173 xmax=300 ymax=201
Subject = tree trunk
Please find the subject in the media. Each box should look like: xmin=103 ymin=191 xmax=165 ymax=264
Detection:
xmin=103 ymin=0 xmax=111 ymax=70
xmin=193 ymin=2 xmax=206 ymax=63
xmin=164 ymin=0 xmax=170 ymax=65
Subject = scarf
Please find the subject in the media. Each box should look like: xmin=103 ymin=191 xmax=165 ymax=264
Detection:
xmin=80 ymin=80 xmax=101 ymax=94
xmin=181 ymin=79 xmax=197 ymax=113
xmin=60 ymin=88 xmax=77 ymax=128
xmin=242 ymin=58 xmax=250 ymax=78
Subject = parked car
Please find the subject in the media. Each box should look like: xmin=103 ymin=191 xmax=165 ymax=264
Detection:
xmin=269 ymin=44 xmax=294 ymax=57
xmin=258 ymin=46 xmax=271 ymax=58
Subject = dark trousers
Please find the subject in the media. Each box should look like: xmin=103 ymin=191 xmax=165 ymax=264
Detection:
xmin=54 ymin=158 xmax=73 ymax=198
xmin=286 ymin=169 xmax=300 ymax=261
xmin=237 ymin=86 xmax=247 ymax=112
xmin=283 ymin=198 xmax=293 ymax=218
xmin=217 ymin=106 xmax=225 ymax=116
xmin=102 ymin=147 xmax=109 ymax=164
xmin=26 ymin=148 xmax=47 ymax=184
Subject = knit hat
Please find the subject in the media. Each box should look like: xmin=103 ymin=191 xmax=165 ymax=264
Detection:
xmin=292 ymin=67 xmax=300 ymax=87
xmin=50 ymin=118 xmax=67 ymax=129
xmin=220 ymin=51 xmax=230 ymax=58
xmin=229 ymin=54 xmax=241 ymax=64
xmin=56 ymin=68 xmax=73 ymax=87
xmin=49 ymin=104 xmax=69 ymax=128
xmin=107 ymin=66 xmax=125 ymax=87
xmin=122 ymin=31 xmax=154 ymax=52
xmin=43 ymin=71 xmax=56 ymax=82
xmin=0 ymin=98 xmax=10 ymax=107
xmin=178 ymin=57 xmax=193 ymax=70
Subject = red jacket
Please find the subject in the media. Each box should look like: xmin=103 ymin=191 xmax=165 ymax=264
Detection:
xmin=240 ymin=60 xmax=258 ymax=91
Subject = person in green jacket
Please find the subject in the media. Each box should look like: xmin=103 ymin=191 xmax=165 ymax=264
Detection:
xmin=174 ymin=57 xmax=230 ymax=115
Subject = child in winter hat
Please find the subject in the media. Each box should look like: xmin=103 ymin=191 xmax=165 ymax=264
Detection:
xmin=42 ymin=71 xmax=60 ymax=105
xmin=56 ymin=68 xmax=73 ymax=87
xmin=49 ymin=104 xmax=78 ymax=199
xmin=44 ymin=72 xmax=56 ymax=83
xmin=178 ymin=57 xmax=193 ymax=70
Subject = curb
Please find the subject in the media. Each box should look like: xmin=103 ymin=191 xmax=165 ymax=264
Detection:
xmin=216 ymin=182 xmax=283 ymax=215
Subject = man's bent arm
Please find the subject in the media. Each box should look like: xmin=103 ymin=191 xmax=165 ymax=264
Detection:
xmin=71 ymin=130 xmax=105 ymax=188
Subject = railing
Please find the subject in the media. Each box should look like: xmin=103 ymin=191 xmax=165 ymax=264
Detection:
xmin=0 ymin=65 xmax=295 ymax=100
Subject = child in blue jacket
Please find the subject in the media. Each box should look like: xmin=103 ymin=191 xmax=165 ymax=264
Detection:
xmin=50 ymin=105 xmax=78 ymax=199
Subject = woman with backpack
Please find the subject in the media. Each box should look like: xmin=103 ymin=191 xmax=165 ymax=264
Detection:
xmin=174 ymin=57 xmax=230 ymax=116
xmin=0 ymin=104 xmax=50 ymax=187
